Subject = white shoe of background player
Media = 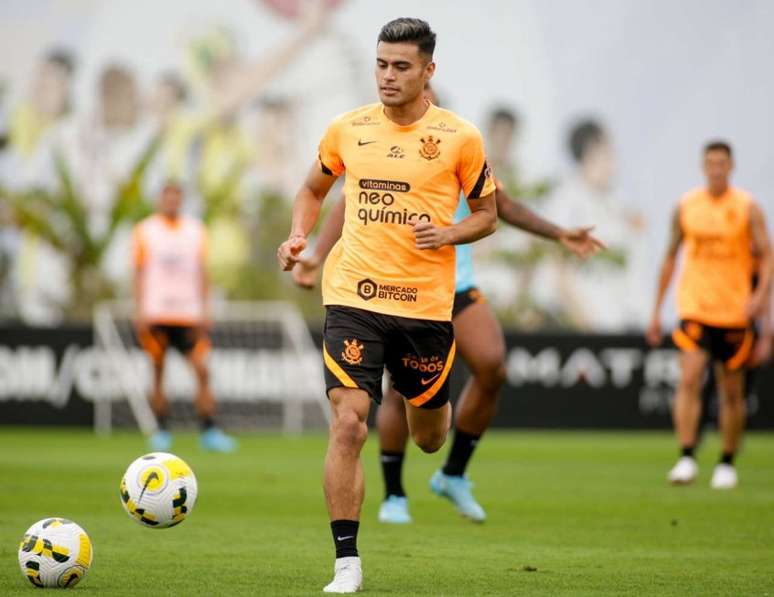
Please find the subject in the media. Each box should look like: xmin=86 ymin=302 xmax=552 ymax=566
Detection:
xmin=323 ymin=557 xmax=362 ymax=593
xmin=667 ymin=456 xmax=698 ymax=485
xmin=710 ymin=463 xmax=738 ymax=489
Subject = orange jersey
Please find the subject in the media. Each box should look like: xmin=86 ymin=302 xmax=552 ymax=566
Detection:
xmin=676 ymin=186 xmax=755 ymax=327
xmin=133 ymin=214 xmax=207 ymax=325
xmin=318 ymin=102 xmax=495 ymax=321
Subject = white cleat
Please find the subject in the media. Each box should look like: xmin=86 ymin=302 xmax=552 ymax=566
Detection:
xmin=667 ymin=456 xmax=698 ymax=485
xmin=710 ymin=464 xmax=738 ymax=490
xmin=323 ymin=557 xmax=362 ymax=593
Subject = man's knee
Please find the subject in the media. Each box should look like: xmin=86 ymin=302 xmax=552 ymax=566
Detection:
xmin=471 ymin=355 xmax=507 ymax=395
xmin=679 ymin=368 xmax=704 ymax=395
xmin=332 ymin=408 xmax=368 ymax=449
xmin=412 ymin=427 xmax=447 ymax=454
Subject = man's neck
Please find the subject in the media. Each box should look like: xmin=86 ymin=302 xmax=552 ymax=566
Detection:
xmin=383 ymin=97 xmax=429 ymax=126
xmin=707 ymin=183 xmax=729 ymax=198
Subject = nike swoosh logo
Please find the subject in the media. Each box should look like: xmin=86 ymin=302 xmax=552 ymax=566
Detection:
xmin=336 ymin=535 xmax=354 ymax=541
xmin=420 ymin=374 xmax=441 ymax=386
xmin=138 ymin=471 xmax=160 ymax=502
xmin=358 ymin=140 xmax=376 ymax=146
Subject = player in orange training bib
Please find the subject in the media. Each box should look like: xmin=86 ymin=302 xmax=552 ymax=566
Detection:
xmin=647 ymin=141 xmax=772 ymax=489
xmin=133 ymin=181 xmax=236 ymax=453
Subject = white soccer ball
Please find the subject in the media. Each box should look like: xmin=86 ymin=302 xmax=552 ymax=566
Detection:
xmin=119 ymin=452 xmax=198 ymax=529
xmin=17 ymin=518 xmax=93 ymax=588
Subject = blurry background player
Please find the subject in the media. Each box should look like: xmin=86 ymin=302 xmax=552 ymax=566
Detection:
xmin=647 ymin=140 xmax=772 ymax=489
xmin=133 ymin=181 xmax=237 ymax=453
xmin=292 ymin=84 xmax=604 ymax=523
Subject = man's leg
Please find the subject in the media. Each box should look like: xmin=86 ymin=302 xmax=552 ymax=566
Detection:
xmin=445 ymin=300 xmax=506 ymax=473
xmin=323 ymin=387 xmax=370 ymax=593
xmin=668 ymin=350 xmax=709 ymax=484
xmin=189 ymin=338 xmax=237 ymax=453
xmin=376 ymin=386 xmax=412 ymax=523
xmin=710 ymin=364 xmax=746 ymax=489
xmin=140 ymin=327 xmax=172 ymax=451
xmin=405 ymin=398 xmax=451 ymax=453
xmin=148 ymin=357 xmax=174 ymax=450
xmin=430 ymin=300 xmax=505 ymax=522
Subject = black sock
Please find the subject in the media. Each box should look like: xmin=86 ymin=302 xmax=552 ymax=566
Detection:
xmin=720 ymin=451 xmax=735 ymax=465
xmin=330 ymin=520 xmax=359 ymax=558
xmin=380 ymin=451 xmax=406 ymax=498
xmin=199 ymin=416 xmax=215 ymax=431
xmin=442 ymin=429 xmax=482 ymax=477
xmin=681 ymin=445 xmax=695 ymax=458
xmin=157 ymin=415 xmax=169 ymax=431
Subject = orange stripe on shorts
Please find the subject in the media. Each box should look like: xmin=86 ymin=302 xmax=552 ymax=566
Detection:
xmin=407 ymin=341 xmax=456 ymax=407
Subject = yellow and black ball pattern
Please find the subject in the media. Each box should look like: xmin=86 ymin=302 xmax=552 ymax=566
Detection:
xmin=119 ymin=452 xmax=198 ymax=529
xmin=17 ymin=518 xmax=93 ymax=588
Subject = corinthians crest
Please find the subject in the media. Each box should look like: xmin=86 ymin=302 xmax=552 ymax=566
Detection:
xmin=342 ymin=339 xmax=364 ymax=365
xmin=419 ymin=135 xmax=441 ymax=160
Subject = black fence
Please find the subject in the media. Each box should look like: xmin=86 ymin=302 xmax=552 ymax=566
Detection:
xmin=0 ymin=324 xmax=771 ymax=429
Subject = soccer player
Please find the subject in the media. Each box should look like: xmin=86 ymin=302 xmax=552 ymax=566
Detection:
xmin=277 ymin=18 xmax=499 ymax=593
xmin=646 ymin=140 xmax=772 ymax=489
xmin=293 ymin=87 xmax=604 ymax=525
xmin=133 ymin=181 xmax=236 ymax=453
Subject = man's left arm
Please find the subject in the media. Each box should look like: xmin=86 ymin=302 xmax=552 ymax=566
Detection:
xmin=199 ymin=228 xmax=211 ymax=330
xmin=413 ymin=191 xmax=497 ymax=250
xmin=412 ymin=128 xmax=498 ymax=250
xmin=495 ymin=181 xmax=605 ymax=259
xmin=748 ymin=202 xmax=772 ymax=319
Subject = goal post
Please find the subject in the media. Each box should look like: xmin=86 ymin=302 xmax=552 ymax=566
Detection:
xmin=92 ymin=300 xmax=329 ymax=435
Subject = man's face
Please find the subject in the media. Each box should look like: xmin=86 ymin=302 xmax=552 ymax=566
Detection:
xmin=703 ymin=149 xmax=733 ymax=189
xmin=375 ymin=42 xmax=434 ymax=107
xmin=158 ymin=185 xmax=183 ymax=217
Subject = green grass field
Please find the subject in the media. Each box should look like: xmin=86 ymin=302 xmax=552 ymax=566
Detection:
xmin=1 ymin=428 xmax=773 ymax=596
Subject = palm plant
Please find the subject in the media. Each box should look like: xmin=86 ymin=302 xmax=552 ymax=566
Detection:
xmin=5 ymin=137 xmax=159 ymax=319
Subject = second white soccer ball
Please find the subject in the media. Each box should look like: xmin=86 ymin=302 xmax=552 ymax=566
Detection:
xmin=119 ymin=452 xmax=198 ymax=529
xmin=17 ymin=518 xmax=93 ymax=588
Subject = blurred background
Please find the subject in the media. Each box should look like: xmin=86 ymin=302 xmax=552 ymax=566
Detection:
xmin=0 ymin=0 xmax=773 ymax=429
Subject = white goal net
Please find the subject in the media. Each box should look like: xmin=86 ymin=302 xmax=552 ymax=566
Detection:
xmin=92 ymin=300 xmax=328 ymax=435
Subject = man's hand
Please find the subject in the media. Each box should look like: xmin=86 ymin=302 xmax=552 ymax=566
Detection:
xmin=646 ymin=316 xmax=662 ymax=347
xmin=412 ymin=219 xmax=450 ymax=250
xmin=558 ymin=227 xmax=606 ymax=260
xmin=277 ymin=234 xmax=307 ymax=270
xmin=745 ymin=290 xmax=767 ymax=320
xmin=291 ymin=254 xmax=322 ymax=289
xmin=750 ymin=334 xmax=773 ymax=367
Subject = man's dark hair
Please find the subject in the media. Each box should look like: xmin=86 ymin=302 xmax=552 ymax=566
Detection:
xmin=704 ymin=139 xmax=732 ymax=158
xmin=568 ymin=118 xmax=605 ymax=163
xmin=45 ymin=48 xmax=75 ymax=75
xmin=378 ymin=18 xmax=436 ymax=58
xmin=488 ymin=106 xmax=519 ymax=129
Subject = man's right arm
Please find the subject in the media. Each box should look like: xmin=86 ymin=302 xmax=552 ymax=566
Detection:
xmin=292 ymin=194 xmax=345 ymax=288
xmin=277 ymin=163 xmax=338 ymax=271
xmin=646 ymin=207 xmax=683 ymax=346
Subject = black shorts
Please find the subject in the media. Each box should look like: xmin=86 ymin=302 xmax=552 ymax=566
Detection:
xmin=323 ymin=305 xmax=455 ymax=409
xmin=672 ymin=319 xmax=754 ymax=370
xmin=452 ymin=287 xmax=486 ymax=318
xmin=139 ymin=324 xmax=210 ymax=363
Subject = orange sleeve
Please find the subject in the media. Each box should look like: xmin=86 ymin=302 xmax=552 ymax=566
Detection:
xmin=457 ymin=127 xmax=496 ymax=199
xmin=132 ymin=225 xmax=146 ymax=268
xmin=318 ymin=120 xmax=345 ymax=177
